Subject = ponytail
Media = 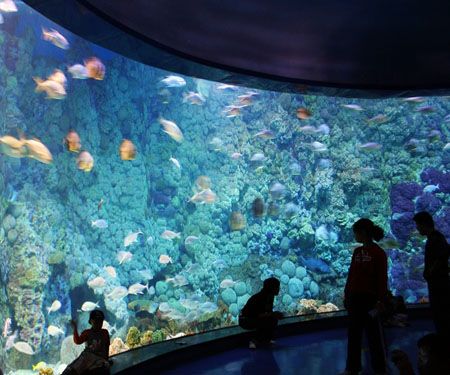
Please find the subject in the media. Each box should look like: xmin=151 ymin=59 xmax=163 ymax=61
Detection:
xmin=353 ymin=218 xmax=384 ymax=242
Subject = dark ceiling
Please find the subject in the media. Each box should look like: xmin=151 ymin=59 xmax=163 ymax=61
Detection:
xmin=24 ymin=0 xmax=450 ymax=97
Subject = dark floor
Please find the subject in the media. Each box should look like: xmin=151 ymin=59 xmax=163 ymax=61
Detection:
xmin=160 ymin=319 xmax=433 ymax=375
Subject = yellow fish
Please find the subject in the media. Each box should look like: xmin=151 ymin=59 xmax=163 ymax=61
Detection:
xmin=33 ymin=77 xmax=66 ymax=99
xmin=158 ymin=117 xmax=184 ymax=143
xmin=24 ymin=139 xmax=53 ymax=164
xmin=32 ymin=361 xmax=47 ymax=371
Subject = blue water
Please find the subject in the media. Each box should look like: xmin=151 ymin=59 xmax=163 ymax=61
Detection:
xmin=0 ymin=1 xmax=448 ymax=374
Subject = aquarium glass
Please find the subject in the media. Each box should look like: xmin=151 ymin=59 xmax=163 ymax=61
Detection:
xmin=1 ymin=2 xmax=449 ymax=373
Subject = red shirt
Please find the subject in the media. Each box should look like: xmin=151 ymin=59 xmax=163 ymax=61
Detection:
xmin=345 ymin=243 xmax=388 ymax=301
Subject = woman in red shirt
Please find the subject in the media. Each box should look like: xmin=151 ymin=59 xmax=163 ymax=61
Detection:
xmin=342 ymin=218 xmax=388 ymax=375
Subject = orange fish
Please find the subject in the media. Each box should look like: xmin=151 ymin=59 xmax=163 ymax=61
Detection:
xmin=64 ymin=130 xmax=81 ymax=152
xmin=76 ymin=150 xmax=94 ymax=172
xmin=195 ymin=175 xmax=212 ymax=190
xmin=84 ymin=57 xmax=105 ymax=80
xmin=119 ymin=139 xmax=136 ymax=160
xmin=296 ymin=108 xmax=311 ymax=120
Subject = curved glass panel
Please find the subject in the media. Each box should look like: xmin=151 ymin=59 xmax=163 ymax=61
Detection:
xmin=0 ymin=2 xmax=448 ymax=373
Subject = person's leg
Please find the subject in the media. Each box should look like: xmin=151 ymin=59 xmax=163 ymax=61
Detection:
xmin=428 ymin=279 xmax=450 ymax=337
xmin=346 ymin=301 xmax=365 ymax=373
xmin=255 ymin=316 xmax=278 ymax=343
xmin=366 ymin=312 xmax=387 ymax=373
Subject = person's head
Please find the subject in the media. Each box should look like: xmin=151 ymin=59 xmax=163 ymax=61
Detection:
xmin=89 ymin=309 xmax=104 ymax=329
xmin=352 ymin=218 xmax=384 ymax=244
xmin=413 ymin=211 xmax=435 ymax=235
xmin=263 ymin=277 xmax=280 ymax=296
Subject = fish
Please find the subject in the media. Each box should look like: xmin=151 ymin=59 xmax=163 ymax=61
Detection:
xmin=166 ymin=274 xmax=189 ymax=287
xmin=220 ymin=279 xmax=236 ymax=288
xmin=359 ymin=142 xmax=382 ymax=151
xmin=378 ymin=237 xmax=401 ymax=250
xmin=296 ymin=107 xmax=312 ymax=119
xmin=284 ymin=202 xmax=299 ymax=218
xmin=252 ymin=197 xmax=265 ymax=217
xmin=161 ymin=230 xmax=181 ymax=240
xmin=33 ymin=77 xmax=66 ymax=99
xmin=87 ymin=276 xmax=106 ymax=289
xmin=416 ymin=105 xmax=434 ymax=113
xmin=185 ymin=263 xmax=202 ymax=273
xmin=189 ymin=189 xmax=217 ymax=204
xmin=428 ymin=130 xmax=441 ymax=142
xmin=119 ymin=139 xmax=136 ymax=160
xmin=80 ymin=301 xmax=99 ymax=312
xmin=183 ymin=91 xmax=205 ymax=105
xmin=342 ymin=104 xmax=363 ymax=111
xmin=84 ymin=57 xmax=105 ymax=80
xmin=423 ymin=184 xmax=439 ymax=193
xmin=402 ymin=96 xmax=425 ymax=103
xmin=254 ymin=129 xmax=275 ymax=139
xmin=47 ymin=300 xmax=62 ymax=314
xmin=160 ymin=75 xmax=186 ymax=87
xmin=5 ymin=330 xmax=17 ymax=351
xmin=223 ymin=105 xmax=247 ymax=118
xmin=195 ymin=175 xmax=212 ymax=190
xmin=2 ymin=317 xmax=11 ymax=337
xmin=76 ymin=151 xmax=94 ymax=172
xmin=139 ymin=269 xmax=154 ymax=280
xmin=91 ymin=219 xmax=108 ymax=229
xmin=308 ymin=141 xmax=328 ymax=152
xmin=124 ymin=230 xmax=143 ymax=247
xmin=169 ymin=157 xmax=181 ymax=169
xmin=0 ymin=0 xmax=17 ymax=12
xmin=68 ymin=64 xmax=89 ymax=79
xmin=444 ymin=143 xmax=450 ymax=151
xmin=269 ymin=182 xmax=286 ymax=200
xmin=367 ymin=114 xmax=389 ymax=124
xmin=42 ymin=27 xmax=69 ymax=49
xmin=47 ymin=69 xmax=67 ymax=87
xmin=47 ymin=325 xmax=64 ymax=336
xmin=32 ymin=362 xmax=48 ymax=371
xmin=250 ymin=152 xmax=266 ymax=162
xmin=316 ymin=124 xmax=330 ymax=135
xmin=298 ymin=125 xmax=317 ymax=135
xmin=64 ymin=130 xmax=81 ymax=152
xmin=0 ymin=13 xmax=3 ymax=24
xmin=216 ymin=83 xmax=238 ymax=90
xmin=128 ymin=283 xmax=148 ymax=295
xmin=0 ymin=135 xmax=27 ymax=158
xmin=13 ymin=341 xmax=34 ymax=355
xmin=184 ymin=235 xmax=199 ymax=246
xmin=159 ymin=254 xmax=173 ymax=264
xmin=180 ymin=298 xmax=200 ymax=310
xmin=104 ymin=266 xmax=116 ymax=278
xmin=117 ymin=250 xmax=133 ymax=264
xmin=23 ymin=138 xmax=53 ymax=164
xmin=300 ymin=256 xmax=331 ymax=273
xmin=158 ymin=117 xmax=184 ymax=142
xmin=106 ymin=287 xmax=128 ymax=300
xmin=230 ymin=152 xmax=243 ymax=160
xmin=98 ymin=198 xmax=104 ymax=211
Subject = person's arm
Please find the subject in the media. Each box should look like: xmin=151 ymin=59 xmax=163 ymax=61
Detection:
xmin=71 ymin=320 xmax=88 ymax=345
xmin=427 ymin=237 xmax=449 ymax=277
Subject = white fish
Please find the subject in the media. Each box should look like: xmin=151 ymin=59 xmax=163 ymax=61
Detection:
xmin=402 ymin=96 xmax=425 ymax=103
xmin=87 ymin=276 xmax=106 ymax=289
xmin=124 ymin=230 xmax=143 ymax=247
xmin=166 ymin=274 xmax=189 ymax=287
xmin=42 ymin=27 xmax=69 ymax=49
xmin=342 ymin=104 xmax=363 ymax=111
xmin=0 ymin=0 xmax=17 ymax=13
xmin=159 ymin=254 xmax=173 ymax=264
xmin=169 ymin=157 xmax=181 ymax=169
xmin=47 ymin=300 xmax=62 ymax=314
xmin=161 ymin=230 xmax=181 ymax=240
xmin=91 ymin=219 xmax=108 ymax=229
xmin=216 ymin=83 xmax=238 ymax=91
xmin=230 ymin=152 xmax=242 ymax=160
xmin=80 ymin=301 xmax=99 ymax=312
xmin=184 ymin=235 xmax=199 ymax=246
xmin=0 ymin=13 xmax=4 ymax=24
xmin=13 ymin=341 xmax=34 ymax=355
xmin=220 ymin=279 xmax=236 ymax=288
xmin=160 ymin=75 xmax=186 ymax=87
xmin=47 ymin=325 xmax=64 ymax=337
xmin=68 ymin=64 xmax=89 ymax=79
xmin=308 ymin=141 xmax=328 ymax=152
xmin=128 ymin=283 xmax=148 ymax=295
xmin=117 ymin=250 xmax=133 ymax=265
xmin=104 ymin=266 xmax=117 ymax=278
xmin=250 ymin=153 xmax=266 ymax=162
xmin=423 ymin=184 xmax=439 ymax=193
xmin=167 ymin=332 xmax=186 ymax=339
xmin=2 ymin=317 xmax=11 ymax=337
xmin=106 ymin=286 xmax=128 ymax=300
xmin=182 ymin=91 xmax=205 ymax=105
xmin=139 ymin=269 xmax=154 ymax=280
xmin=5 ymin=330 xmax=17 ymax=351
xmin=444 ymin=142 xmax=450 ymax=151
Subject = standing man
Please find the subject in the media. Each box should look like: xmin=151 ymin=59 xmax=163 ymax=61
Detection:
xmin=413 ymin=211 xmax=450 ymax=338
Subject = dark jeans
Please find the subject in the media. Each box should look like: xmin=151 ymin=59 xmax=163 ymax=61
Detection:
xmin=345 ymin=294 xmax=386 ymax=373
xmin=239 ymin=315 xmax=278 ymax=343
xmin=428 ymin=277 xmax=450 ymax=338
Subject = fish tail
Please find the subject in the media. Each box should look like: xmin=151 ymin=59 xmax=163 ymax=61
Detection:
xmin=33 ymin=77 xmax=44 ymax=91
xmin=41 ymin=27 xmax=49 ymax=39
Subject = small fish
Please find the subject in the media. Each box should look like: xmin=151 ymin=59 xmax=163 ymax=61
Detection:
xmin=33 ymin=77 xmax=66 ymax=99
xmin=342 ymin=104 xmax=363 ymax=111
xmin=416 ymin=105 xmax=434 ymax=113
xmin=128 ymin=283 xmax=148 ymax=295
xmin=378 ymin=237 xmax=400 ymax=250
xmin=444 ymin=143 xmax=450 ymax=151
xmin=87 ymin=276 xmax=106 ymax=289
xmin=5 ymin=330 xmax=17 ymax=351
xmin=106 ymin=287 xmax=128 ymax=300
xmin=76 ymin=151 xmax=94 ymax=172
xmin=159 ymin=117 xmax=184 ymax=143
xmin=160 ymin=75 xmax=186 ymax=87
xmin=47 ymin=69 xmax=67 ymax=86
xmin=238 ymin=91 xmax=258 ymax=105
xmin=64 ymin=130 xmax=81 ymax=152
xmin=298 ymin=125 xmax=317 ymax=135
xmin=308 ymin=141 xmax=328 ymax=152
xmin=428 ymin=130 xmax=441 ymax=142
xmin=23 ymin=138 xmax=53 ymax=164
xmin=184 ymin=235 xmax=199 ymax=246
xmin=98 ymin=198 xmax=104 ymax=211
xmin=296 ymin=107 xmax=312 ymax=119
xmin=80 ymin=301 xmax=99 ymax=312
xmin=423 ymin=184 xmax=439 ymax=193
xmin=47 ymin=300 xmax=61 ymax=314
xmin=220 ymin=279 xmax=236 ymax=288
xmin=250 ymin=153 xmax=266 ymax=162
xmin=32 ymin=362 xmax=48 ymax=371
xmin=139 ymin=269 xmax=154 ymax=280
xmin=161 ymin=230 xmax=181 ymax=240
xmin=124 ymin=230 xmax=143 ymax=247
xmin=316 ymin=124 xmax=330 ymax=135
xmin=367 ymin=114 xmax=389 ymax=124
xmin=402 ymin=96 xmax=425 ymax=103
xmin=68 ymin=64 xmax=89 ymax=79
xmin=166 ymin=274 xmax=189 ymax=287
xmin=159 ymin=254 xmax=173 ymax=264
xmin=169 ymin=157 xmax=181 ymax=169
xmin=230 ymin=152 xmax=243 ymax=160
xmin=119 ymin=139 xmax=136 ymax=160
xmin=189 ymin=189 xmax=217 ymax=204
xmin=13 ymin=341 xmax=34 ymax=355
xmin=223 ymin=105 xmax=247 ymax=118
xmin=117 ymin=251 xmax=133 ymax=264
xmin=183 ymin=91 xmax=205 ymax=105
xmin=104 ymin=266 xmax=116 ymax=278
xmin=47 ymin=325 xmax=64 ymax=337
xmin=216 ymin=83 xmax=238 ymax=90
xmin=254 ymin=129 xmax=275 ymax=139
xmin=270 ymin=182 xmax=286 ymax=200
xmin=42 ymin=27 xmax=69 ymax=49
xmin=359 ymin=142 xmax=382 ymax=151
xmin=91 ymin=219 xmax=108 ymax=229
xmin=2 ymin=317 xmax=11 ymax=338
xmin=84 ymin=57 xmax=105 ymax=80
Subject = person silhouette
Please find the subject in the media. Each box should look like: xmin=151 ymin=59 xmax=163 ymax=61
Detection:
xmin=239 ymin=277 xmax=283 ymax=349
xmin=342 ymin=218 xmax=388 ymax=375
xmin=62 ymin=310 xmax=111 ymax=375
xmin=413 ymin=211 xmax=450 ymax=339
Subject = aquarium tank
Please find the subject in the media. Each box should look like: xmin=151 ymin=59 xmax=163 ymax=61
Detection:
xmin=0 ymin=1 xmax=449 ymax=373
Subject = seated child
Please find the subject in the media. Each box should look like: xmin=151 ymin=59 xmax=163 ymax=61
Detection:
xmin=239 ymin=277 xmax=284 ymax=348
xmin=63 ymin=310 xmax=110 ymax=375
